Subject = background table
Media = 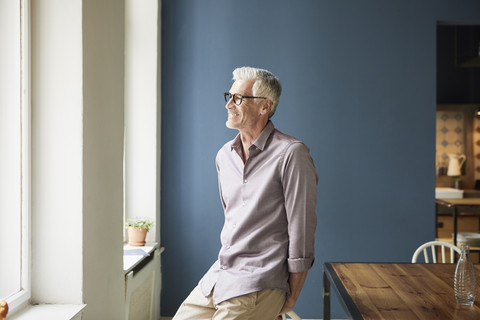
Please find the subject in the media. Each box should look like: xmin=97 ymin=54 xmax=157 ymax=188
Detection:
xmin=323 ymin=262 xmax=480 ymax=320
xmin=436 ymin=198 xmax=480 ymax=248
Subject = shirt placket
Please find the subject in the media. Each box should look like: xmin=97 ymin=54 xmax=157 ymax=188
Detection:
xmin=220 ymin=150 xmax=254 ymax=272
xmin=220 ymin=150 xmax=243 ymax=272
xmin=242 ymin=146 xmax=257 ymax=211
xmin=242 ymin=166 xmax=248 ymax=209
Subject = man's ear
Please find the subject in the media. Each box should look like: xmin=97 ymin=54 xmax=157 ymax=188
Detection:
xmin=261 ymin=99 xmax=272 ymax=115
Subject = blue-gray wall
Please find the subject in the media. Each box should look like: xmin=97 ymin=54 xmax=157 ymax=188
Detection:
xmin=161 ymin=1 xmax=480 ymax=317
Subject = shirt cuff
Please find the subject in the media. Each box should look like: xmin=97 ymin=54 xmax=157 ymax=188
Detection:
xmin=287 ymin=257 xmax=315 ymax=273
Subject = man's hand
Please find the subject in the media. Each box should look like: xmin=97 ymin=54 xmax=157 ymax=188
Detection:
xmin=277 ymin=270 xmax=308 ymax=319
xmin=278 ymin=295 xmax=296 ymax=315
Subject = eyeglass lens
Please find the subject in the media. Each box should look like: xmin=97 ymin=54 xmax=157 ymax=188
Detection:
xmin=224 ymin=93 xmax=242 ymax=105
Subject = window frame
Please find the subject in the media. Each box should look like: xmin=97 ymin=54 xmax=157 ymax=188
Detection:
xmin=4 ymin=0 xmax=31 ymax=312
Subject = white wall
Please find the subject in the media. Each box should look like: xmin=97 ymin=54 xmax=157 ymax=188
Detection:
xmin=31 ymin=0 xmax=84 ymax=304
xmin=31 ymin=0 xmax=126 ymax=318
xmin=82 ymin=0 xmax=125 ymax=318
xmin=30 ymin=1 xmax=162 ymax=318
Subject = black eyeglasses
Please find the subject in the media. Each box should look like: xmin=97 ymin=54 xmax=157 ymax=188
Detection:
xmin=224 ymin=92 xmax=267 ymax=106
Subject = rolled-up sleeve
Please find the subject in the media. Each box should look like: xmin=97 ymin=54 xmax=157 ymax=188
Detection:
xmin=282 ymin=142 xmax=318 ymax=273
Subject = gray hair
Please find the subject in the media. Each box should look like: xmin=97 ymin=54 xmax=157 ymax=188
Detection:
xmin=232 ymin=66 xmax=282 ymax=118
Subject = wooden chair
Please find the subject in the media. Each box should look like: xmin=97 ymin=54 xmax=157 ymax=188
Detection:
xmin=411 ymin=240 xmax=461 ymax=263
xmin=282 ymin=311 xmax=302 ymax=320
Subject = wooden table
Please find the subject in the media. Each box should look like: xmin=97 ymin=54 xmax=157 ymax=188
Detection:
xmin=323 ymin=262 xmax=480 ymax=320
xmin=436 ymin=198 xmax=480 ymax=247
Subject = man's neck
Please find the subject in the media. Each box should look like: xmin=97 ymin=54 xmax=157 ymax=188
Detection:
xmin=238 ymin=120 xmax=268 ymax=162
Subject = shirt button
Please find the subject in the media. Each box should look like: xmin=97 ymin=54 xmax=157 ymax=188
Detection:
xmin=233 ymin=224 xmax=236 ymax=228
xmin=243 ymin=179 xmax=248 ymax=183
xmin=226 ymin=245 xmax=231 ymax=249
xmin=242 ymin=201 xmax=246 ymax=206
xmin=221 ymin=265 xmax=227 ymax=270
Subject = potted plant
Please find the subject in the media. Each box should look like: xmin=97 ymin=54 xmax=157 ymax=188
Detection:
xmin=125 ymin=216 xmax=154 ymax=246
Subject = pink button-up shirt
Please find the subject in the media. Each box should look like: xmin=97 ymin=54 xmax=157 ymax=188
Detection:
xmin=200 ymin=121 xmax=318 ymax=304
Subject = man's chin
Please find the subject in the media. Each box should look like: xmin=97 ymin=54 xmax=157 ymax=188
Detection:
xmin=226 ymin=121 xmax=237 ymax=129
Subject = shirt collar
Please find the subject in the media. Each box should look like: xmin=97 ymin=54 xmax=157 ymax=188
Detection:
xmin=231 ymin=121 xmax=275 ymax=152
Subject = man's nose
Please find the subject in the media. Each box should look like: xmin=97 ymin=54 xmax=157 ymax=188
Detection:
xmin=225 ymin=99 xmax=235 ymax=109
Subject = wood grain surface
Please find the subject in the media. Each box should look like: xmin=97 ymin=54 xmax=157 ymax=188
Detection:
xmin=331 ymin=263 xmax=480 ymax=320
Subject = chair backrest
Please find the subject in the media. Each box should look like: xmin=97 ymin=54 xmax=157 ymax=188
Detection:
xmin=411 ymin=240 xmax=461 ymax=263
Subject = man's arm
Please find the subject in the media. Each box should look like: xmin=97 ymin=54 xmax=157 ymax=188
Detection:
xmin=279 ymin=142 xmax=317 ymax=317
xmin=278 ymin=270 xmax=308 ymax=315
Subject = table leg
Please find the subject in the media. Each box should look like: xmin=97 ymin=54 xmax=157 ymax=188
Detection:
xmin=323 ymin=270 xmax=331 ymax=320
xmin=453 ymin=206 xmax=458 ymax=247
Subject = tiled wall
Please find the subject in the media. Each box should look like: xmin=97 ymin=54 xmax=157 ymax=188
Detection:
xmin=474 ymin=117 xmax=480 ymax=181
xmin=437 ymin=109 xmax=480 ymax=183
xmin=436 ymin=111 xmax=466 ymax=175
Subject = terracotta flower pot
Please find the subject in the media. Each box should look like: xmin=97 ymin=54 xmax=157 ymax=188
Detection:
xmin=127 ymin=227 xmax=148 ymax=246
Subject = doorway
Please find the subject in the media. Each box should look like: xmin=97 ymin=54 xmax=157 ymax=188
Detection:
xmin=436 ymin=24 xmax=480 ymax=190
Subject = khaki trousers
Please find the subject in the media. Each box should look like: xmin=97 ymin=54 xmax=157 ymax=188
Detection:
xmin=172 ymin=284 xmax=286 ymax=320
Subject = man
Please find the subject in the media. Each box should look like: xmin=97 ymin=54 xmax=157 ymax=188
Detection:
xmin=173 ymin=66 xmax=318 ymax=320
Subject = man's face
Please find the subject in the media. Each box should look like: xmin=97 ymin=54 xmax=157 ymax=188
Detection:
xmin=225 ymin=79 xmax=263 ymax=130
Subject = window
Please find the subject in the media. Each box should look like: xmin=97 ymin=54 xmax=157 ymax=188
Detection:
xmin=124 ymin=0 xmax=159 ymax=244
xmin=0 ymin=0 xmax=30 ymax=310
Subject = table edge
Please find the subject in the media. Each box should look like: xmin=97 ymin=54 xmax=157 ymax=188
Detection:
xmin=323 ymin=262 xmax=364 ymax=320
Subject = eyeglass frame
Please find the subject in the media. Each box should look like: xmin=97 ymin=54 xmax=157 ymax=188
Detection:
xmin=224 ymin=92 xmax=267 ymax=106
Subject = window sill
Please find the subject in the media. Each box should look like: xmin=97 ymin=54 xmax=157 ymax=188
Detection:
xmin=123 ymin=242 xmax=162 ymax=274
xmin=8 ymin=304 xmax=86 ymax=320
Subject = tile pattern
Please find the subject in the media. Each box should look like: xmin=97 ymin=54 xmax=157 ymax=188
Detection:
xmin=474 ymin=117 xmax=480 ymax=181
xmin=436 ymin=111 xmax=465 ymax=175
